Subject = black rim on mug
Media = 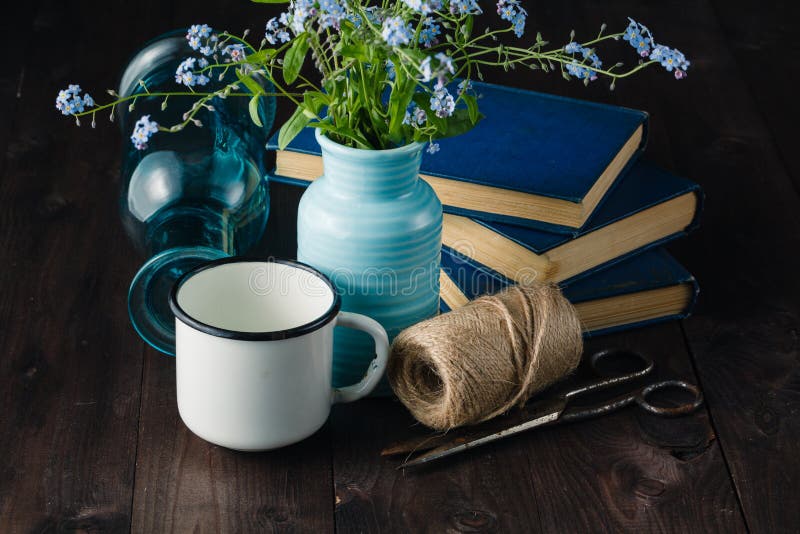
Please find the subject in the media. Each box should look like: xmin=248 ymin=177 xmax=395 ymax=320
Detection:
xmin=169 ymin=257 xmax=342 ymax=342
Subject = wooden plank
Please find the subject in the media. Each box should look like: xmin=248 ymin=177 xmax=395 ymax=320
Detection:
xmin=130 ymin=354 xmax=335 ymax=533
xmin=331 ymin=323 xmax=745 ymax=533
xmin=553 ymin=0 xmax=800 ymax=531
xmin=529 ymin=324 xmax=744 ymax=533
xmin=331 ymin=399 xmax=543 ymax=532
xmin=0 ymin=2 xmax=42 ymax=181
xmin=128 ymin=2 xmax=334 ymax=532
xmin=325 ymin=1 xmax=746 ymax=530
xmin=0 ymin=0 xmax=168 ymax=531
xmin=485 ymin=1 xmax=800 ymax=529
xmin=709 ymin=0 xmax=800 ymax=190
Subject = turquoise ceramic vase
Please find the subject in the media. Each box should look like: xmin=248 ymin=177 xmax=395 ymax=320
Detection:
xmin=297 ymin=130 xmax=442 ymax=395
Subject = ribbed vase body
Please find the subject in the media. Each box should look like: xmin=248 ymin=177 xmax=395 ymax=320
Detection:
xmin=297 ymin=130 xmax=442 ymax=394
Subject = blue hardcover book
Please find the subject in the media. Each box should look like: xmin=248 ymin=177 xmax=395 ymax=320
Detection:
xmin=442 ymin=160 xmax=702 ymax=285
xmin=266 ymin=80 xmax=648 ymax=234
xmin=439 ymin=247 xmax=699 ymax=337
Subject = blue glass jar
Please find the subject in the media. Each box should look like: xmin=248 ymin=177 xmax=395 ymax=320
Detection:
xmin=297 ymin=130 xmax=442 ymax=395
xmin=118 ymin=30 xmax=275 ymax=354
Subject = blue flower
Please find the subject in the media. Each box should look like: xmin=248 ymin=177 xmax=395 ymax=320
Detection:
xmin=623 ymin=18 xmax=690 ymax=77
xmin=450 ymin=0 xmax=482 ymax=16
xmin=650 ymin=44 xmax=690 ymax=73
xmin=427 ymin=142 xmax=440 ymax=154
xmin=566 ymin=61 xmax=597 ymax=81
xmin=382 ymin=17 xmax=413 ymax=46
xmin=188 ymin=35 xmax=201 ymax=50
xmin=405 ymin=0 xmax=441 ymax=14
xmin=564 ymin=41 xmax=582 ymax=54
xmin=199 ymin=45 xmax=213 ymax=56
xmin=266 ymin=16 xmax=292 ymax=44
xmin=197 ymin=24 xmax=212 ymax=38
xmin=198 ymin=57 xmax=209 ymax=68
xmin=435 ymin=52 xmax=455 ymax=75
xmin=56 ymin=85 xmax=94 ymax=116
xmin=319 ymin=0 xmax=346 ymax=29
xmin=430 ymin=82 xmax=455 ymax=118
xmin=131 ymin=115 xmax=159 ymax=151
xmin=496 ymin=0 xmax=526 ymax=36
xmin=632 ymin=35 xmax=652 ymax=57
xmin=419 ymin=17 xmax=441 ymax=48
xmin=457 ymin=79 xmax=473 ymax=94
xmin=222 ymin=44 xmax=246 ymax=62
xmin=288 ymin=0 xmax=315 ymax=33
xmin=386 ymin=59 xmax=396 ymax=80
xmin=403 ymin=103 xmax=427 ymax=126
xmin=175 ymin=57 xmax=202 ymax=86
xmin=177 ymin=57 xmax=196 ymax=73
xmin=181 ymin=71 xmax=197 ymax=86
xmin=512 ymin=12 xmax=526 ymax=37
xmin=622 ymin=25 xmax=639 ymax=43
xmin=419 ymin=56 xmax=433 ymax=82
xmin=419 ymin=54 xmax=456 ymax=83
xmin=581 ymin=48 xmax=602 ymax=68
xmin=345 ymin=12 xmax=362 ymax=27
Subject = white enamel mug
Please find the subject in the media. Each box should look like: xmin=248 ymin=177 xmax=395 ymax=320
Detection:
xmin=168 ymin=258 xmax=389 ymax=451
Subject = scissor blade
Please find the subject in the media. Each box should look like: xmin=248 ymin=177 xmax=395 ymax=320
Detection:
xmin=381 ymin=433 xmax=453 ymax=457
xmin=398 ymin=398 xmax=566 ymax=469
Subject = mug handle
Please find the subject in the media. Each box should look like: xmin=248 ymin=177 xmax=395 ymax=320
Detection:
xmin=332 ymin=311 xmax=390 ymax=404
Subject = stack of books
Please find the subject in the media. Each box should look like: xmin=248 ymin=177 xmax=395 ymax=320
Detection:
xmin=266 ymin=81 xmax=701 ymax=336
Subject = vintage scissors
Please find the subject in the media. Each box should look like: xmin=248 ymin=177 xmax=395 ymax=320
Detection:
xmin=382 ymin=349 xmax=704 ymax=469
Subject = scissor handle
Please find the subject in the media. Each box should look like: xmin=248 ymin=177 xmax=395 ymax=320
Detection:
xmin=563 ymin=349 xmax=654 ymax=400
xmin=636 ymin=379 xmax=704 ymax=416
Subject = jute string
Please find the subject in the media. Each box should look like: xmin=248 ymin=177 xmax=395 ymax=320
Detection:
xmin=388 ymin=283 xmax=583 ymax=430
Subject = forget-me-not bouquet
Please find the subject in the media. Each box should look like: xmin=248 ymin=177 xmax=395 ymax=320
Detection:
xmin=56 ymin=1 xmax=689 ymax=154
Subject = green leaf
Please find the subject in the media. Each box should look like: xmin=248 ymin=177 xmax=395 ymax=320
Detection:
xmin=303 ymin=91 xmax=330 ymax=116
xmin=462 ymin=93 xmax=479 ymax=125
xmin=237 ymin=72 xmax=265 ymax=96
xmin=308 ymin=121 xmax=372 ymax=149
xmin=387 ymin=66 xmax=416 ymax=137
xmin=246 ymin=49 xmax=276 ymax=64
xmin=248 ymin=95 xmax=263 ymax=127
xmin=438 ymin=109 xmax=484 ymax=139
xmin=278 ymin=105 xmax=312 ymax=150
xmin=339 ymin=43 xmax=372 ymax=63
xmin=283 ymin=33 xmax=309 ymax=85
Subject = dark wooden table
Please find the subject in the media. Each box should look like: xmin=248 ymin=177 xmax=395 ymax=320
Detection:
xmin=2 ymin=0 xmax=799 ymax=532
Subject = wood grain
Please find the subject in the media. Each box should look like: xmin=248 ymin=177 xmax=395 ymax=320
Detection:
xmin=527 ymin=324 xmax=745 ymax=533
xmin=127 ymin=2 xmax=334 ymax=533
xmin=0 ymin=0 xmax=796 ymax=532
xmin=710 ymin=0 xmax=800 ymax=190
xmin=129 ymin=353 xmax=335 ymax=533
xmin=610 ymin=1 xmax=800 ymax=532
xmin=331 ymin=398 xmax=543 ymax=533
xmin=0 ymin=0 xmax=166 ymax=531
xmin=331 ymin=324 xmax=745 ymax=533
xmin=0 ymin=2 xmax=41 ymax=180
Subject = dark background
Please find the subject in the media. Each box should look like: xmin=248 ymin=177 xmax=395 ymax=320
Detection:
xmin=1 ymin=0 xmax=799 ymax=532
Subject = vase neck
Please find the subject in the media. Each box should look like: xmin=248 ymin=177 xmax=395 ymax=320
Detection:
xmin=316 ymin=132 xmax=424 ymax=197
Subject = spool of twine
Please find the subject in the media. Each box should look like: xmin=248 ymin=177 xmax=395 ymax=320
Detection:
xmin=388 ymin=283 xmax=583 ymax=430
